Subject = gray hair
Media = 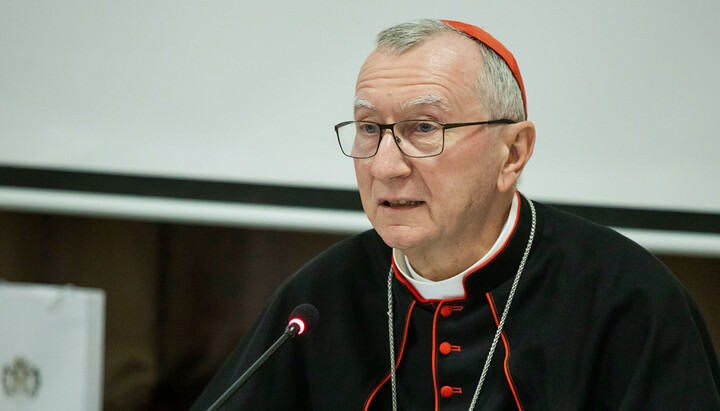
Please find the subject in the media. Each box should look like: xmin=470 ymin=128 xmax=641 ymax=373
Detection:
xmin=376 ymin=19 xmax=526 ymax=121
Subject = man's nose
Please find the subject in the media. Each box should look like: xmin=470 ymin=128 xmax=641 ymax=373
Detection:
xmin=369 ymin=130 xmax=412 ymax=180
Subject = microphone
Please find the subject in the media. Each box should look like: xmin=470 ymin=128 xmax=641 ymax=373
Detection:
xmin=207 ymin=304 xmax=319 ymax=411
xmin=286 ymin=303 xmax=320 ymax=336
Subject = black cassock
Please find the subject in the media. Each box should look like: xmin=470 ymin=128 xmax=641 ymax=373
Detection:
xmin=192 ymin=195 xmax=720 ymax=410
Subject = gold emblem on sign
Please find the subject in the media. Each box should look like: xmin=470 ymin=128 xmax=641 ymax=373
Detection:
xmin=2 ymin=357 xmax=41 ymax=398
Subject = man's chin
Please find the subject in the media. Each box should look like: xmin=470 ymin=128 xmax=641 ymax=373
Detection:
xmin=375 ymin=225 xmax=425 ymax=251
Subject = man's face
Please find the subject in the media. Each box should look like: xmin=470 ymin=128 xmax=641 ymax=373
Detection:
xmin=354 ymin=33 xmax=511 ymax=258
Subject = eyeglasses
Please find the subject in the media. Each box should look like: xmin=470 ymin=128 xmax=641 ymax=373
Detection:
xmin=334 ymin=119 xmax=515 ymax=159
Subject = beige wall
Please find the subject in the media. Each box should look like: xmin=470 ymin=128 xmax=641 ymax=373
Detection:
xmin=0 ymin=210 xmax=717 ymax=410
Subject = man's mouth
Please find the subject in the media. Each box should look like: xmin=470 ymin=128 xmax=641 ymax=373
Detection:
xmin=381 ymin=199 xmax=424 ymax=208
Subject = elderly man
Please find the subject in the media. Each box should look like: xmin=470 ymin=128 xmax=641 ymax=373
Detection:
xmin=193 ymin=19 xmax=720 ymax=410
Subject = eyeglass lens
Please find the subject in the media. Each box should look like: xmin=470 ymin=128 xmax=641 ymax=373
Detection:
xmin=336 ymin=120 xmax=444 ymax=158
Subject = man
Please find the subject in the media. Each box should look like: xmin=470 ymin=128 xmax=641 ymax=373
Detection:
xmin=193 ymin=19 xmax=720 ymax=410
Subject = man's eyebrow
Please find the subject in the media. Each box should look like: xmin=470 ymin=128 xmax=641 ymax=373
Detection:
xmin=353 ymin=95 xmax=450 ymax=113
xmin=354 ymin=97 xmax=375 ymax=112
xmin=402 ymin=95 xmax=450 ymax=112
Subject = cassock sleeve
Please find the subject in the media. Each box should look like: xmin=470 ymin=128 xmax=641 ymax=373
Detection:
xmin=189 ymin=230 xmax=393 ymax=410
xmin=591 ymin=263 xmax=720 ymax=409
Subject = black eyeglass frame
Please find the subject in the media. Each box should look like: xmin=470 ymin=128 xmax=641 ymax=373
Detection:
xmin=334 ymin=119 xmax=516 ymax=159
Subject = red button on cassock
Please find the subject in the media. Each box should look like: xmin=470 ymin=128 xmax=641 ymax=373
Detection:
xmin=439 ymin=342 xmax=461 ymax=355
xmin=440 ymin=305 xmax=462 ymax=317
xmin=440 ymin=386 xmax=462 ymax=397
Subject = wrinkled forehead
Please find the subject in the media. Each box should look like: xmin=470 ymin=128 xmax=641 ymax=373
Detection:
xmin=353 ymin=33 xmax=484 ymax=117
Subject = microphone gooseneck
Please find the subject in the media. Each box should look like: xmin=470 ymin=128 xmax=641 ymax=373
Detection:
xmin=207 ymin=303 xmax=319 ymax=411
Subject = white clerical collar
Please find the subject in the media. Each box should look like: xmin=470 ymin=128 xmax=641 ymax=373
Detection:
xmin=393 ymin=192 xmax=520 ymax=300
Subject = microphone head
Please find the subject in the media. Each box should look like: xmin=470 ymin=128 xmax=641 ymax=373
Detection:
xmin=287 ymin=303 xmax=319 ymax=335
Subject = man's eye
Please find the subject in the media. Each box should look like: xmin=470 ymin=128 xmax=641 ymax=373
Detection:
xmin=358 ymin=123 xmax=379 ymax=134
xmin=416 ymin=122 xmax=438 ymax=133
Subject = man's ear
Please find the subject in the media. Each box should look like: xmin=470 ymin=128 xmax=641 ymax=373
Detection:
xmin=497 ymin=121 xmax=535 ymax=193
